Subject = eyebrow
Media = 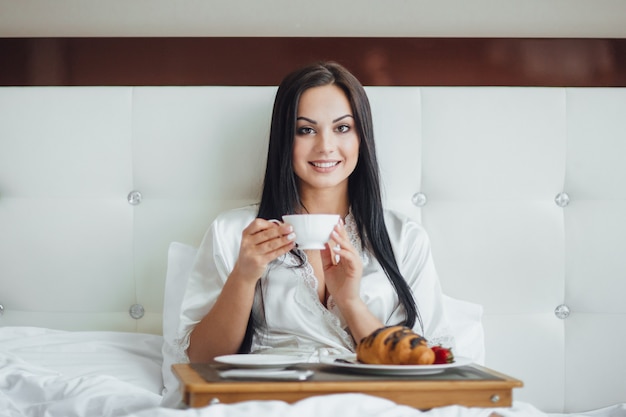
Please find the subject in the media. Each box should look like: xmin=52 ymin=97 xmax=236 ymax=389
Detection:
xmin=296 ymin=114 xmax=354 ymax=124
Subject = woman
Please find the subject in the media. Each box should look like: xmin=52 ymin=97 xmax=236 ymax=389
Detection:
xmin=178 ymin=61 xmax=453 ymax=363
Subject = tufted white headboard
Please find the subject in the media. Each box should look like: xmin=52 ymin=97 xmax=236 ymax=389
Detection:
xmin=1 ymin=85 xmax=625 ymax=413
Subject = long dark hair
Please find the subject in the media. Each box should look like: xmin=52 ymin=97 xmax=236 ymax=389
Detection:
xmin=239 ymin=61 xmax=420 ymax=352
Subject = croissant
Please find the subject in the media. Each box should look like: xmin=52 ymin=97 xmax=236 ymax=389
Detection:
xmin=356 ymin=325 xmax=435 ymax=365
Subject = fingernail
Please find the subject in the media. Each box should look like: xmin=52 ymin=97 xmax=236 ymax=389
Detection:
xmin=333 ymin=244 xmax=341 ymax=252
xmin=287 ymin=233 xmax=296 ymax=241
xmin=335 ymin=254 xmax=340 ymax=263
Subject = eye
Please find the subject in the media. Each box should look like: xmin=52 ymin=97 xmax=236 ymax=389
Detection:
xmin=296 ymin=126 xmax=316 ymax=135
xmin=336 ymin=124 xmax=351 ymax=133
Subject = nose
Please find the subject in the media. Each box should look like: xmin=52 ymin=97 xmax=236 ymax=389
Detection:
xmin=316 ymin=129 xmax=336 ymax=153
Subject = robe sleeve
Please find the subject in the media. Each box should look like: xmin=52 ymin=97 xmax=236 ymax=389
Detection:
xmin=174 ymin=206 xmax=256 ymax=361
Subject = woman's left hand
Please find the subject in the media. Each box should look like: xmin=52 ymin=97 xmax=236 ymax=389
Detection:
xmin=321 ymin=220 xmax=363 ymax=308
xmin=321 ymin=220 xmax=385 ymax=342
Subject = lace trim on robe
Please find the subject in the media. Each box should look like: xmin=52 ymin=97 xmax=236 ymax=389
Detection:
xmin=280 ymin=248 xmax=352 ymax=350
xmin=287 ymin=212 xmax=371 ymax=350
xmin=343 ymin=212 xmax=369 ymax=268
xmin=171 ymin=333 xmax=191 ymax=364
xmin=426 ymin=332 xmax=456 ymax=351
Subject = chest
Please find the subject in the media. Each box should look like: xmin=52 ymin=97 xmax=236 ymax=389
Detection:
xmin=304 ymin=250 xmax=328 ymax=305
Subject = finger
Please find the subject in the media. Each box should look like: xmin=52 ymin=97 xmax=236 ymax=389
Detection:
xmin=328 ymin=231 xmax=362 ymax=271
xmin=240 ymin=221 xmax=291 ymax=264
xmin=330 ymin=241 xmax=341 ymax=265
xmin=243 ymin=218 xmax=275 ymax=238
xmin=320 ymin=239 xmax=342 ymax=268
xmin=251 ymin=219 xmax=295 ymax=252
xmin=262 ymin=230 xmax=296 ymax=254
xmin=240 ymin=233 xmax=295 ymax=272
xmin=247 ymin=219 xmax=293 ymax=245
xmin=264 ymin=240 xmax=296 ymax=260
xmin=330 ymin=228 xmax=351 ymax=252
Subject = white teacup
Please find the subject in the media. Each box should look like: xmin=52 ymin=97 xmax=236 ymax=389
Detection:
xmin=282 ymin=214 xmax=340 ymax=250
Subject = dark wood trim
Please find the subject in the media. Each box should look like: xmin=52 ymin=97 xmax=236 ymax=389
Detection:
xmin=2 ymin=37 xmax=625 ymax=87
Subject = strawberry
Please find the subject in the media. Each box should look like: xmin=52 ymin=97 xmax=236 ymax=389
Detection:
xmin=431 ymin=345 xmax=455 ymax=364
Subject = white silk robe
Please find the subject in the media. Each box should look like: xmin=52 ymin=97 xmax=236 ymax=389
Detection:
xmin=176 ymin=205 xmax=454 ymax=362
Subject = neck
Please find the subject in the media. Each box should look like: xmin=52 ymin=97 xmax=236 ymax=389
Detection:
xmin=298 ymin=188 xmax=349 ymax=218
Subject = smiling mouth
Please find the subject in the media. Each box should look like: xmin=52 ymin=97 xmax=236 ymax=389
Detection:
xmin=310 ymin=161 xmax=340 ymax=168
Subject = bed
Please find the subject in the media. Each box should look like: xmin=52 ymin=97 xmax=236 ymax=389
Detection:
xmin=1 ymin=39 xmax=626 ymax=416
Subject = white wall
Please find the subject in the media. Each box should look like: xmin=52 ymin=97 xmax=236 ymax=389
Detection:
xmin=1 ymin=0 xmax=625 ymax=38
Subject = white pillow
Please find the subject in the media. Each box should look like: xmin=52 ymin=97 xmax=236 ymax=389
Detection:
xmin=442 ymin=294 xmax=485 ymax=365
xmin=161 ymin=241 xmax=198 ymax=408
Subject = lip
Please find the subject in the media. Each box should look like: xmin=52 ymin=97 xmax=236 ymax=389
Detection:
xmin=309 ymin=160 xmax=341 ymax=171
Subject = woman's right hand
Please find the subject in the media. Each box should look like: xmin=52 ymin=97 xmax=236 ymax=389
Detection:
xmin=189 ymin=219 xmax=295 ymax=362
xmin=231 ymin=219 xmax=296 ymax=284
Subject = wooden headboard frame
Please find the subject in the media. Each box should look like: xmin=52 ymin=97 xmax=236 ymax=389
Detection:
xmin=1 ymin=37 xmax=625 ymax=87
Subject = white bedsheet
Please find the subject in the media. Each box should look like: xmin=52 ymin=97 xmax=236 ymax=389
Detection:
xmin=1 ymin=327 xmax=624 ymax=417
xmin=0 ymin=327 xmax=163 ymax=417
xmin=0 ymin=327 xmax=164 ymax=394
xmin=0 ymin=353 xmax=161 ymax=417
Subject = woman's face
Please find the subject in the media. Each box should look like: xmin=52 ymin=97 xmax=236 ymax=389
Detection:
xmin=292 ymin=84 xmax=360 ymax=196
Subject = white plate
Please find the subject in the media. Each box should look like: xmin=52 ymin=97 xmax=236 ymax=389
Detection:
xmin=214 ymin=354 xmax=306 ymax=369
xmin=320 ymin=354 xmax=473 ymax=375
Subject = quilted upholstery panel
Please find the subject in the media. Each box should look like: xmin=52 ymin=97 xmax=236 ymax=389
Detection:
xmin=1 ymin=86 xmax=625 ymax=412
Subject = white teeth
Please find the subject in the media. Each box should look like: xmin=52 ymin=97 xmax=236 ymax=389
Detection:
xmin=312 ymin=161 xmax=339 ymax=168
